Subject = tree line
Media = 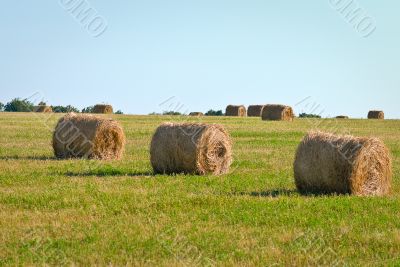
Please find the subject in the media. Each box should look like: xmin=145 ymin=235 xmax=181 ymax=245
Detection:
xmin=0 ymin=98 xmax=123 ymax=114
xmin=0 ymin=98 xmax=224 ymax=116
xmin=150 ymin=110 xmax=224 ymax=116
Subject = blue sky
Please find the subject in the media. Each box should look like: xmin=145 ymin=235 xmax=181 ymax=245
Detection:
xmin=1 ymin=1 xmax=399 ymax=118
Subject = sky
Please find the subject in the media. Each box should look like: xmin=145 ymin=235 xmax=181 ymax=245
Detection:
xmin=0 ymin=1 xmax=399 ymax=118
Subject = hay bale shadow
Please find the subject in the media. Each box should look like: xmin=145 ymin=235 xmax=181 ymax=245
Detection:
xmin=0 ymin=155 xmax=58 ymax=161
xmin=236 ymin=189 xmax=345 ymax=198
xmin=232 ymin=189 xmax=297 ymax=198
xmin=248 ymin=189 xmax=298 ymax=198
xmin=296 ymin=189 xmax=349 ymax=197
xmin=65 ymin=170 xmax=153 ymax=177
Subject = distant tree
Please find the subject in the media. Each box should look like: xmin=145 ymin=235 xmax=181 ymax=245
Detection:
xmin=163 ymin=111 xmax=182 ymax=116
xmin=38 ymin=101 xmax=47 ymax=106
xmin=82 ymin=106 xmax=94 ymax=113
xmin=205 ymin=109 xmax=224 ymax=116
xmin=52 ymin=105 xmax=80 ymax=113
xmin=52 ymin=106 xmax=64 ymax=113
xmin=65 ymin=105 xmax=80 ymax=113
xmin=4 ymin=98 xmax=34 ymax=112
xmin=149 ymin=112 xmax=161 ymax=115
xmin=299 ymin=113 xmax=321 ymax=119
xmin=0 ymin=102 xmax=4 ymax=112
xmin=115 ymin=110 xmax=124 ymax=115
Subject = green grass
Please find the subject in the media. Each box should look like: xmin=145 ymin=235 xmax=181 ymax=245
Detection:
xmin=0 ymin=112 xmax=400 ymax=266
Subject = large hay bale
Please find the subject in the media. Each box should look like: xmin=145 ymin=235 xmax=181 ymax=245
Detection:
xmin=93 ymin=104 xmax=113 ymax=114
xmin=336 ymin=115 xmax=349 ymax=119
xmin=53 ymin=113 xmax=125 ymax=160
xmin=150 ymin=123 xmax=232 ymax=175
xmin=189 ymin=112 xmax=204 ymax=117
xmin=247 ymin=105 xmax=265 ymax=117
xmin=294 ymin=131 xmax=392 ymax=196
xmin=368 ymin=110 xmax=384 ymax=119
xmin=261 ymin=104 xmax=294 ymax=121
xmin=225 ymin=105 xmax=246 ymax=117
xmin=34 ymin=106 xmax=52 ymax=113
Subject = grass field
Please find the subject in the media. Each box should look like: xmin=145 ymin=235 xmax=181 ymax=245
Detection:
xmin=0 ymin=112 xmax=399 ymax=266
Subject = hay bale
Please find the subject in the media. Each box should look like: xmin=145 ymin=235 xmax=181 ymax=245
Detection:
xmin=368 ymin=110 xmax=384 ymax=119
xmin=336 ymin=116 xmax=349 ymax=119
xmin=225 ymin=105 xmax=246 ymax=117
xmin=247 ymin=105 xmax=265 ymax=117
xmin=93 ymin=104 xmax=113 ymax=114
xmin=189 ymin=112 xmax=204 ymax=117
xmin=150 ymin=123 xmax=232 ymax=175
xmin=34 ymin=106 xmax=52 ymax=113
xmin=294 ymin=131 xmax=392 ymax=196
xmin=261 ymin=104 xmax=294 ymax=121
xmin=53 ymin=113 xmax=125 ymax=160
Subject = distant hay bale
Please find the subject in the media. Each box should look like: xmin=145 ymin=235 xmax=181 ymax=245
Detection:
xmin=261 ymin=104 xmax=294 ymax=121
xmin=225 ymin=105 xmax=246 ymax=117
xmin=34 ymin=106 xmax=52 ymax=113
xmin=294 ymin=131 xmax=392 ymax=196
xmin=189 ymin=112 xmax=204 ymax=117
xmin=150 ymin=123 xmax=232 ymax=175
xmin=368 ymin=110 xmax=384 ymax=119
xmin=53 ymin=113 xmax=125 ymax=160
xmin=336 ymin=116 xmax=349 ymax=119
xmin=93 ymin=104 xmax=113 ymax=114
xmin=247 ymin=105 xmax=265 ymax=117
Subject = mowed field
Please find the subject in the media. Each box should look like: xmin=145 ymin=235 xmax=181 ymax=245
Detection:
xmin=0 ymin=112 xmax=400 ymax=266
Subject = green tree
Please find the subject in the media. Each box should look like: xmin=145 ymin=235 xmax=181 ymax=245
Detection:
xmin=205 ymin=109 xmax=224 ymax=116
xmin=299 ymin=113 xmax=321 ymax=119
xmin=115 ymin=110 xmax=124 ymax=115
xmin=82 ymin=106 xmax=94 ymax=113
xmin=163 ymin=111 xmax=182 ymax=116
xmin=52 ymin=105 xmax=80 ymax=113
xmin=4 ymin=98 xmax=34 ymax=112
xmin=65 ymin=105 xmax=80 ymax=113
xmin=0 ymin=102 xmax=4 ymax=111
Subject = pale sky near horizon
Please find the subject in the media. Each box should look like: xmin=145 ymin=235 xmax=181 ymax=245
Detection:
xmin=1 ymin=1 xmax=399 ymax=118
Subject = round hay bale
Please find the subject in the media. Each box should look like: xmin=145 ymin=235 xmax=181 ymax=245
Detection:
xmin=34 ymin=106 xmax=52 ymax=113
xmin=336 ymin=115 xmax=349 ymax=119
xmin=294 ymin=131 xmax=392 ymax=196
xmin=225 ymin=105 xmax=246 ymax=117
xmin=53 ymin=113 xmax=125 ymax=160
xmin=93 ymin=104 xmax=113 ymax=114
xmin=150 ymin=123 xmax=232 ymax=175
xmin=189 ymin=112 xmax=204 ymax=117
xmin=368 ymin=110 xmax=384 ymax=119
xmin=247 ymin=105 xmax=265 ymax=117
xmin=261 ymin=104 xmax=294 ymax=121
